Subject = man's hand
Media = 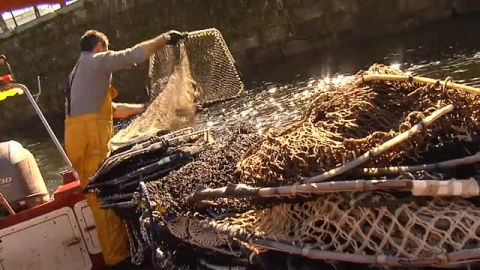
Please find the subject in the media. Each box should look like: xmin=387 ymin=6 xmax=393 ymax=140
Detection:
xmin=137 ymin=30 xmax=187 ymax=58
xmin=166 ymin=30 xmax=187 ymax=46
xmin=112 ymin=103 xmax=146 ymax=119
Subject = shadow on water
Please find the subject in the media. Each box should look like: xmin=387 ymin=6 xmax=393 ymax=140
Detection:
xmin=7 ymin=14 xmax=480 ymax=195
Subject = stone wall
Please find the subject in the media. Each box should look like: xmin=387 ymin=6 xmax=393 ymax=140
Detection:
xmin=0 ymin=0 xmax=478 ymax=133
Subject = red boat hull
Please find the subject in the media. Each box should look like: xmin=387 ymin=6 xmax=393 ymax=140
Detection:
xmin=0 ymin=180 xmax=106 ymax=270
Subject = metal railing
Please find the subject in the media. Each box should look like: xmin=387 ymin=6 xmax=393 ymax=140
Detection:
xmin=0 ymin=1 xmax=77 ymax=33
xmin=7 ymin=83 xmax=80 ymax=181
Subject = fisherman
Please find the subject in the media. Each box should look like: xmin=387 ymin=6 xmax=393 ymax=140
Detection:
xmin=64 ymin=29 xmax=186 ymax=268
xmin=0 ymin=54 xmax=14 ymax=82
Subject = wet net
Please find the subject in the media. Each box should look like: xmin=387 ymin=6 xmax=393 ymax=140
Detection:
xmin=85 ymin=128 xmax=213 ymax=201
xmin=149 ymin=28 xmax=244 ymax=105
xmin=109 ymin=29 xmax=244 ymax=150
xmin=208 ymin=191 xmax=480 ymax=264
xmin=238 ymin=64 xmax=480 ymax=187
xmin=97 ymin=62 xmax=480 ymax=268
xmin=109 ymin=45 xmax=198 ymax=148
xmin=134 ymin=64 xmax=480 ymax=269
xmin=142 ymin=125 xmax=262 ymax=216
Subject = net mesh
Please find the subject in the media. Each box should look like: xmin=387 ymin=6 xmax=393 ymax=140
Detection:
xmin=149 ymin=28 xmax=244 ymax=105
xmin=210 ymin=191 xmax=480 ymax=260
xmin=110 ymin=28 xmax=244 ymax=148
xmin=110 ymin=46 xmax=199 ymax=146
xmin=238 ymin=64 xmax=480 ymax=187
xmin=118 ymin=62 xmax=480 ymax=268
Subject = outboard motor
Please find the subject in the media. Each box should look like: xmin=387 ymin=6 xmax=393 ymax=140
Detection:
xmin=0 ymin=140 xmax=50 ymax=215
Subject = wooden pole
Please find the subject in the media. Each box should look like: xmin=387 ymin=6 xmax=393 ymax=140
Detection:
xmin=199 ymin=221 xmax=475 ymax=267
xmin=304 ymin=104 xmax=455 ymax=183
xmin=360 ymin=152 xmax=480 ymax=176
xmin=354 ymin=74 xmax=480 ymax=95
xmin=187 ymin=180 xmax=411 ymax=202
xmin=188 ymin=178 xmax=479 ymax=203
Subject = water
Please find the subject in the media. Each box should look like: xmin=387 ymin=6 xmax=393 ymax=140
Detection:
xmin=23 ymin=137 xmax=67 ymax=193
xmin=15 ymin=15 xmax=480 ymax=195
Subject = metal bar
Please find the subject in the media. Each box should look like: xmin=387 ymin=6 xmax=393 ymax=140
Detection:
xmin=9 ymin=11 xmax=18 ymax=27
xmin=140 ymin=182 xmax=159 ymax=251
xmin=110 ymin=127 xmax=194 ymax=151
xmin=121 ymin=164 xmax=182 ymax=188
xmin=354 ymin=74 xmax=480 ymax=96
xmin=91 ymin=147 xmax=202 ymax=188
xmin=168 ymin=129 xmax=210 ymax=145
xmin=360 ymin=152 xmax=480 ymax=176
xmin=200 ymin=221 xmax=403 ymax=267
xmin=101 ymin=193 xmax=134 ymax=202
xmin=90 ymin=153 xmax=183 ymax=188
xmin=100 ymin=200 xmax=135 ymax=209
xmin=34 ymin=75 xmax=42 ymax=101
xmin=14 ymin=84 xmax=79 ymax=180
xmin=187 ymin=180 xmax=411 ymax=203
xmin=199 ymin=259 xmax=246 ymax=270
xmin=0 ymin=192 xmax=15 ymax=215
xmin=304 ymin=104 xmax=455 ymax=183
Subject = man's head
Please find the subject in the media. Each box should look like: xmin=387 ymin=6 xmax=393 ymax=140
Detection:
xmin=80 ymin=30 xmax=109 ymax=53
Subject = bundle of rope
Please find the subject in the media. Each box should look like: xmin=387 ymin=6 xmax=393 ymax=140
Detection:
xmin=238 ymin=64 xmax=480 ymax=187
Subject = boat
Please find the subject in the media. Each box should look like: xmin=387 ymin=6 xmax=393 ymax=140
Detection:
xmin=0 ymin=15 xmax=243 ymax=269
xmin=0 ymin=0 xmax=134 ymax=267
xmin=0 ymin=63 xmax=107 ymax=270
xmin=4 ymin=2 xmax=480 ymax=268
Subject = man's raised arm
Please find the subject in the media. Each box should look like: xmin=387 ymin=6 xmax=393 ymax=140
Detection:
xmin=99 ymin=30 xmax=187 ymax=72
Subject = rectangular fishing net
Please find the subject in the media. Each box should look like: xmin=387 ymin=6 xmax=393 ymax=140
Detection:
xmin=148 ymin=28 xmax=244 ymax=106
xmin=109 ymin=28 xmax=244 ymax=150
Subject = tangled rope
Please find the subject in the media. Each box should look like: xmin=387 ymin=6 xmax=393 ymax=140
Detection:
xmin=124 ymin=64 xmax=480 ymax=268
xmin=238 ymin=64 xmax=480 ymax=187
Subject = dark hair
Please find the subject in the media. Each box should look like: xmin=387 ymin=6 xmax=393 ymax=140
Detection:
xmin=80 ymin=30 xmax=108 ymax=52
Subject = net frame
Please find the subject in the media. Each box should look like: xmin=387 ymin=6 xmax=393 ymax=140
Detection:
xmin=206 ymin=191 xmax=480 ymax=267
xmin=148 ymin=28 xmax=244 ymax=106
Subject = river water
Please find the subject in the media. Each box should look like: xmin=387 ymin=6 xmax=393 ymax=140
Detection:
xmin=17 ymin=15 xmax=480 ymax=195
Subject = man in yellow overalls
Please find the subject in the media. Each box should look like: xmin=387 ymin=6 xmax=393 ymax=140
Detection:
xmin=64 ymin=29 xmax=186 ymax=268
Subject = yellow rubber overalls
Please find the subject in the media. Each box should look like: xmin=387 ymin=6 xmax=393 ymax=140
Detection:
xmin=65 ymin=86 xmax=130 ymax=266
